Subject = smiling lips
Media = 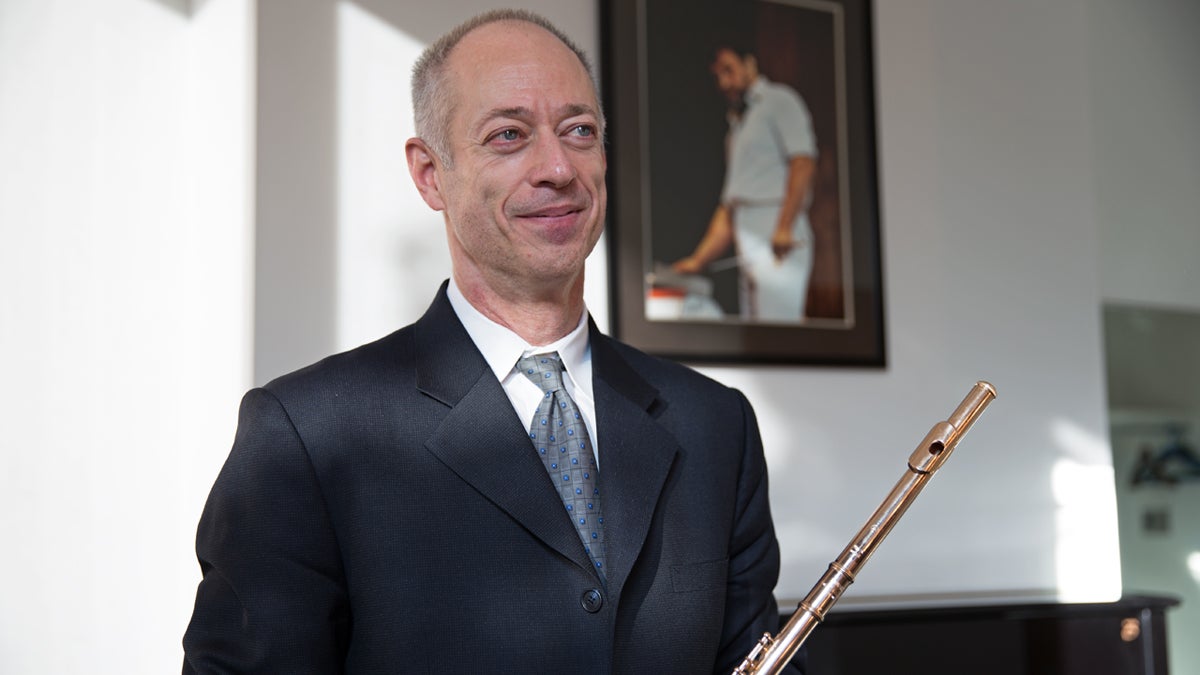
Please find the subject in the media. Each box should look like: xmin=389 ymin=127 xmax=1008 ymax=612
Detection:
xmin=515 ymin=201 xmax=591 ymax=233
xmin=520 ymin=202 xmax=586 ymax=219
xmin=513 ymin=201 xmax=592 ymax=244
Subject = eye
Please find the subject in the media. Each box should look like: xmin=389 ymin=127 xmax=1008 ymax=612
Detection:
xmin=563 ymin=124 xmax=599 ymax=147
xmin=487 ymin=128 xmax=525 ymax=146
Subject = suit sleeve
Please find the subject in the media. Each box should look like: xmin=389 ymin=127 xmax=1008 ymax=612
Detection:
xmin=183 ymin=388 xmax=350 ymax=674
xmin=712 ymin=391 xmax=806 ymax=675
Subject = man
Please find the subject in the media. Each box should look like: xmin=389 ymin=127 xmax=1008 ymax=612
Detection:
xmin=673 ymin=43 xmax=818 ymax=323
xmin=183 ymin=10 xmax=802 ymax=674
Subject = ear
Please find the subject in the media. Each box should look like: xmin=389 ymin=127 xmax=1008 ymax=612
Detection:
xmin=744 ymin=54 xmax=759 ymax=77
xmin=406 ymin=137 xmax=447 ymax=211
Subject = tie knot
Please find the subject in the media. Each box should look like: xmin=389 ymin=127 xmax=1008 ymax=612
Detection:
xmin=517 ymin=352 xmax=565 ymax=393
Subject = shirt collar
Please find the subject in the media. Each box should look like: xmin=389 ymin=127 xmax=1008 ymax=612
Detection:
xmin=746 ymin=76 xmax=768 ymax=105
xmin=447 ymin=278 xmax=592 ymax=387
xmin=728 ymin=77 xmax=768 ymax=127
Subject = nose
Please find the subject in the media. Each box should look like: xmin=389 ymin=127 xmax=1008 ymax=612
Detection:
xmin=528 ymin=132 xmax=577 ymax=189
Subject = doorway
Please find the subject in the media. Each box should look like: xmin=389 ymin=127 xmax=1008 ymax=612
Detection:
xmin=1104 ymin=303 xmax=1200 ymax=675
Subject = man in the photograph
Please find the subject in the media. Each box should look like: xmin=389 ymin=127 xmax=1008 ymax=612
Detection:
xmin=673 ymin=42 xmax=818 ymax=323
xmin=182 ymin=10 xmax=802 ymax=674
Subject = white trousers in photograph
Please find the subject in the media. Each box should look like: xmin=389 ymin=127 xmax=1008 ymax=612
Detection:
xmin=732 ymin=203 xmax=813 ymax=323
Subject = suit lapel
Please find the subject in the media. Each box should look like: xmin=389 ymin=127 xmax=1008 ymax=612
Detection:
xmin=589 ymin=328 xmax=679 ymax=595
xmin=414 ymin=286 xmax=595 ymax=577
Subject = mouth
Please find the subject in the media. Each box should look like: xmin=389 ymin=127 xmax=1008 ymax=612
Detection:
xmin=512 ymin=201 xmax=593 ymax=244
xmin=520 ymin=203 xmax=586 ymax=219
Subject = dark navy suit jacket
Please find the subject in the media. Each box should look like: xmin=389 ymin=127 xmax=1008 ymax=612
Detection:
xmin=183 ymin=284 xmax=802 ymax=674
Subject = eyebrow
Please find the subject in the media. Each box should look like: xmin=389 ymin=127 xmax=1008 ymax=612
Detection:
xmin=478 ymin=103 xmax=599 ymax=127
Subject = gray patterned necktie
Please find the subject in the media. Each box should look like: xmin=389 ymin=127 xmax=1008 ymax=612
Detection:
xmin=517 ymin=352 xmax=606 ymax=579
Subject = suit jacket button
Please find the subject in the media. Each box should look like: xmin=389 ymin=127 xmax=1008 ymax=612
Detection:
xmin=580 ymin=588 xmax=604 ymax=613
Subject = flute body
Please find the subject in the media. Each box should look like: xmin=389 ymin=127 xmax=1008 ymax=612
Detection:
xmin=732 ymin=381 xmax=997 ymax=675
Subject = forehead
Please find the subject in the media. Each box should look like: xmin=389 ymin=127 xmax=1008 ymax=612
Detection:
xmin=445 ymin=21 xmax=598 ymax=117
xmin=711 ymin=48 xmax=744 ymax=71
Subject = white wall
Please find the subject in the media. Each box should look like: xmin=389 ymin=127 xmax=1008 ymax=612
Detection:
xmin=1091 ymin=0 xmax=1200 ymax=313
xmin=0 ymin=0 xmax=254 ymax=671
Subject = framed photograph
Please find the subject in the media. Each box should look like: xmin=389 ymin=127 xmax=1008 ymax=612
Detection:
xmin=601 ymin=0 xmax=884 ymax=365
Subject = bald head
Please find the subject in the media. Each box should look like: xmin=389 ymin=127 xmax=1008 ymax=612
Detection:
xmin=411 ymin=10 xmax=604 ymax=165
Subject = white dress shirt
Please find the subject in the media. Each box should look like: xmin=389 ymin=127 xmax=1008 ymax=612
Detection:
xmin=720 ymin=76 xmax=817 ymax=206
xmin=446 ymin=279 xmax=600 ymax=467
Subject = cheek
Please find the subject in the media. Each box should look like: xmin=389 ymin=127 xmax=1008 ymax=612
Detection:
xmin=447 ymin=172 xmax=499 ymax=222
xmin=474 ymin=161 xmax=526 ymax=214
xmin=591 ymin=162 xmax=607 ymax=204
xmin=579 ymin=150 xmax=607 ymax=185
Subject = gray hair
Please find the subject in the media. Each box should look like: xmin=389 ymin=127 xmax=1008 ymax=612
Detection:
xmin=410 ymin=9 xmax=605 ymax=166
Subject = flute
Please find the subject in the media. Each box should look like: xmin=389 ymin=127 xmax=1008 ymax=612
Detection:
xmin=732 ymin=381 xmax=997 ymax=675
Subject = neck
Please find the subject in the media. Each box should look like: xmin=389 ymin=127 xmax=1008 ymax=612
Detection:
xmin=452 ymin=267 xmax=586 ymax=347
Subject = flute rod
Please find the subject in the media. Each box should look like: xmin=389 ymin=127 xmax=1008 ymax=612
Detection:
xmin=733 ymin=381 xmax=997 ymax=675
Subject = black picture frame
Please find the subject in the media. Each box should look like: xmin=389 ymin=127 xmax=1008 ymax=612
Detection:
xmin=601 ymin=0 xmax=885 ymax=366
